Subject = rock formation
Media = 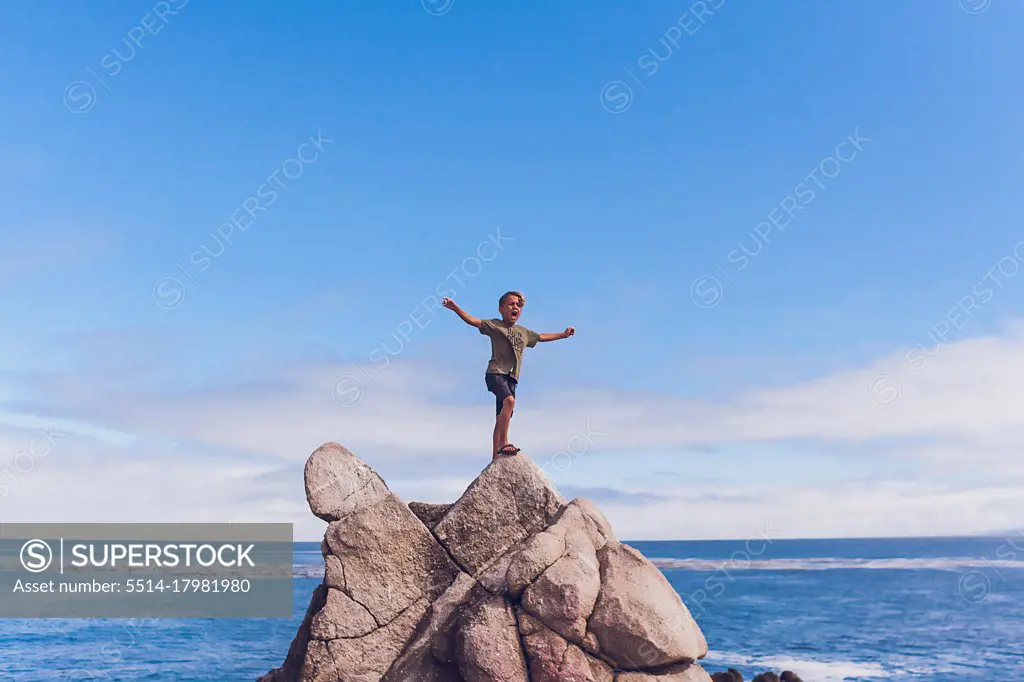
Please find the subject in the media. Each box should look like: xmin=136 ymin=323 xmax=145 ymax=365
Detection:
xmin=259 ymin=442 xmax=713 ymax=682
xmin=711 ymin=669 xmax=804 ymax=682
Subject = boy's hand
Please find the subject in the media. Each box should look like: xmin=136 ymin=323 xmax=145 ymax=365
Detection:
xmin=444 ymin=298 xmax=482 ymax=328
xmin=538 ymin=327 xmax=575 ymax=342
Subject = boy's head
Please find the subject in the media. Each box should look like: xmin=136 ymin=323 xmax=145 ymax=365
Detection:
xmin=498 ymin=290 xmax=525 ymax=323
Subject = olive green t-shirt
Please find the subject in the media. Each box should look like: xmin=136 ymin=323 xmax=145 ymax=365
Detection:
xmin=479 ymin=318 xmax=540 ymax=381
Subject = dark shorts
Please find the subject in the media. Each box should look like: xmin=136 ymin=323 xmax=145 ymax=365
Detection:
xmin=485 ymin=372 xmax=517 ymax=415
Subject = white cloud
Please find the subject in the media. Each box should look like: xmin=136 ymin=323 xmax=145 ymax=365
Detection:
xmin=3 ymin=439 xmax=1018 ymax=540
xmin=0 ymin=229 xmax=112 ymax=286
xmin=4 ymin=323 xmax=1024 ymax=537
xmin=0 ymin=436 xmax=329 ymax=541
xmin=598 ymin=480 xmax=1024 ymax=540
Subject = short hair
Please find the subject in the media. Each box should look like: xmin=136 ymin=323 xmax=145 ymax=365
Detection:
xmin=499 ymin=290 xmax=525 ymax=306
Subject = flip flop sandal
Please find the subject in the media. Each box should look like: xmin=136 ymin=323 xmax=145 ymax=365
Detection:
xmin=497 ymin=444 xmax=521 ymax=456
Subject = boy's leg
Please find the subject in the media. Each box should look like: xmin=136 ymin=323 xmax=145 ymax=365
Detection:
xmin=501 ymin=376 xmax=517 ymax=447
xmin=492 ymin=411 xmax=502 ymax=456
xmin=486 ymin=374 xmax=514 ymax=456
xmin=486 ymin=373 xmax=520 ymax=457
xmin=495 ymin=395 xmax=515 ymax=457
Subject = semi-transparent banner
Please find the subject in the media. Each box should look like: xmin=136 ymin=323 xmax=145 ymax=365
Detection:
xmin=0 ymin=523 xmax=293 ymax=618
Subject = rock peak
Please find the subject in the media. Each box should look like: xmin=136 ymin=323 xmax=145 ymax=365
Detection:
xmin=260 ymin=443 xmax=711 ymax=682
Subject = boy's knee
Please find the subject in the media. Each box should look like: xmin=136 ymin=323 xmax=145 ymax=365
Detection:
xmin=503 ymin=395 xmax=515 ymax=411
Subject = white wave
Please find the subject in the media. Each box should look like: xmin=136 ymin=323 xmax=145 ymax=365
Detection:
xmin=649 ymin=556 xmax=1024 ymax=572
xmin=292 ymin=555 xmax=1023 ymax=576
xmin=294 ymin=564 xmax=326 ymax=578
xmin=705 ymin=652 xmax=892 ymax=681
xmin=705 ymin=651 xmax=976 ymax=681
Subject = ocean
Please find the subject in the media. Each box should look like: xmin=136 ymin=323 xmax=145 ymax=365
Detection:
xmin=1 ymin=536 xmax=1021 ymax=681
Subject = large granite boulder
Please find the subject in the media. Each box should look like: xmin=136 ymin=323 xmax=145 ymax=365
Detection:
xmin=259 ymin=442 xmax=714 ymax=682
xmin=432 ymin=455 xmax=564 ymax=576
xmin=589 ymin=544 xmax=707 ymax=667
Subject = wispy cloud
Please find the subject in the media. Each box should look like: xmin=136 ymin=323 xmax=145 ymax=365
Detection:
xmin=0 ymin=230 xmax=113 ymax=286
xmin=559 ymin=486 xmax=671 ymax=506
xmin=3 ymin=321 xmax=1024 ymax=537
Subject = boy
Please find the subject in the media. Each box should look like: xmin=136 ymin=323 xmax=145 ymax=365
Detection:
xmin=442 ymin=291 xmax=574 ymax=459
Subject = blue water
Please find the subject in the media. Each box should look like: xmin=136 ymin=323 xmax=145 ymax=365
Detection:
xmin=2 ymin=537 xmax=1021 ymax=681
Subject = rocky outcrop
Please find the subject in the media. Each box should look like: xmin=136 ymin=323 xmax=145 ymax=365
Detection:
xmin=409 ymin=502 xmax=453 ymax=530
xmin=711 ymin=669 xmax=804 ymax=682
xmin=260 ymin=442 xmax=712 ymax=682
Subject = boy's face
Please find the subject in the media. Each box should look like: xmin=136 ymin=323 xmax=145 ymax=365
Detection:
xmin=499 ymin=296 xmax=523 ymax=323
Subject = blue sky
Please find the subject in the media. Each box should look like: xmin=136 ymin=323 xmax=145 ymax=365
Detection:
xmin=2 ymin=0 xmax=1023 ymax=539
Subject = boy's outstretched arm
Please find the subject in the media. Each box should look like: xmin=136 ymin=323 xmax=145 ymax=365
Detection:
xmin=537 ymin=326 xmax=575 ymax=342
xmin=442 ymin=297 xmax=482 ymax=328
